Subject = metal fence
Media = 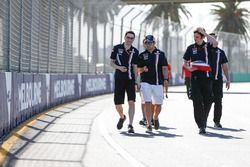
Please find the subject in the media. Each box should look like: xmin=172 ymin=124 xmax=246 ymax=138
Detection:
xmin=0 ymin=0 xmax=249 ymax=74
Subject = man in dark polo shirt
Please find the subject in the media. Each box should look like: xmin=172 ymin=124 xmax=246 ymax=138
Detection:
xmin=110 ymin=31 xmax=139 ymax=133
xmin=183 ymin=27 xmax=218 ymax=134
xmin=137 ymin=35 xmax=169 ymax=131
xmin=206 ymin=33 xmax=230 ymax=128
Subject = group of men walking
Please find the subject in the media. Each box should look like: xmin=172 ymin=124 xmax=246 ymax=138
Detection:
xmin=110 ymin=28 xmax=230 ymax=134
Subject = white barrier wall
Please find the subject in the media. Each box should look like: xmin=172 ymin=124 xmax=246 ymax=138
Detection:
xmin=0 ymin=72 xmax=113 ymax=139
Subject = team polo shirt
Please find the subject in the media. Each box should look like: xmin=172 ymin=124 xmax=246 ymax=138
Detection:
xmin=110 ymin=43 xmax=139 ymax=81
xmin=210 ymin=47 xmax=228 ymax=80
xmin=138 ymin=48 xmax=168 ymax=85
xmin=183 ymin=41 xmax=213 ymax=78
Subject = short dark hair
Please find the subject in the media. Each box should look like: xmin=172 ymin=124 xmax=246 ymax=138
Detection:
xmin=194 ymin=30 xmax=204 ymax=37
xmin=125 ymin=31 xmax=135 ymax=37
xmin=209 ymin=33 xmax=217 ymax=39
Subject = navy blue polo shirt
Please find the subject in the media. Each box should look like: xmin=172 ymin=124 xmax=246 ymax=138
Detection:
xmin=110 ymin=43 xmax=139 ymax=81
xmin=183 ymin=41 xmax=213 ymax=78
xmin=210 ymin=47 xmax=228 ymax=80
xmin=138 ymin=48 xmax=168 ymax=85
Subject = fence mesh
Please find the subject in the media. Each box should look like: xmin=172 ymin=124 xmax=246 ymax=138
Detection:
xmin=0 ymin=0 xmax=249 ymax=74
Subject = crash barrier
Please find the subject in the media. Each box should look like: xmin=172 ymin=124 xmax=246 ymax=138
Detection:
xmin=231 ymin=72 xmax=250 ymax=82
xmin=0 ymin=72 xmax=114 ymax=139
xmin=1 ymin=71 xmax=247 ymax=139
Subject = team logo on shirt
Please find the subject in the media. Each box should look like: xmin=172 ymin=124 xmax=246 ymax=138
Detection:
xmin=155 ymin=51 xmax=160 ymax=56
xmin=143 ymin=53 xmax=149 ymax=60
xmin=192 ymin=47 xmax=198 ymax=54
xmin=118 ymin=49 xmax=123 ymax=54
xmin=129 ymin=50 xmax=135 ymax=54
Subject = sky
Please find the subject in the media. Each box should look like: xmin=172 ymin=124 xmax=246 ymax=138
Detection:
xmin=126 ymin=1 xmax=250 ymax=33
xmin=182 ymin=2 xmax=250 ymax=33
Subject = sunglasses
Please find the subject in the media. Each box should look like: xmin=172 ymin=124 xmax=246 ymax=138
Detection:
xmin=144 ymin=42 xmax=154 ymax=45
xmin=126 ymin=36 xmax=134 ymax=40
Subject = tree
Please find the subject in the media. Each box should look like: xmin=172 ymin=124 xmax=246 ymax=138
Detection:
xmin=143 ymin=3 xmax=190 ymax=54
xmin=143 ymin=3 xmax=190 ymax=72
xmin=211 ymin=1 xmax=250 ymax=69
xmin=83 ymin=0 xmax=123 ymax=72
xmin=211 ymin=1 xmax=250 ymax=39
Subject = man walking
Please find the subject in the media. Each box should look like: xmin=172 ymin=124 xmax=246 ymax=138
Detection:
xmin=110 ymin=31 xmax=139 ymax=133
xmin=183 ymin=27 xmax=218 ymax=134
xmin=137 ymin=35 xmax=169 ymax=131
xmin=207 ymin=33 xmax=230 ymax=128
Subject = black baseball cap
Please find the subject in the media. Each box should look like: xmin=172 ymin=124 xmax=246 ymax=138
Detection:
xmin=144 ymin=35 xmax=155 ymax=43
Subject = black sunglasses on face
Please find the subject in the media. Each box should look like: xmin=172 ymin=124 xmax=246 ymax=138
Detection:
xmin=126 ymin=36 xmax=134 ymax=40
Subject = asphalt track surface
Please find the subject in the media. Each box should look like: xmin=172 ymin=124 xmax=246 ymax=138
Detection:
xmin=1 ymin=83 xmax=249 ymax=167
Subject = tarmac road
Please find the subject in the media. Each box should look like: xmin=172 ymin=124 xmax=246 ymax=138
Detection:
xmin=1 ymin=83 xmax=250 ymax=167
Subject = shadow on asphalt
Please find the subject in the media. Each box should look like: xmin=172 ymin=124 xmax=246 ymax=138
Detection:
xmin=159 ymin=126 xmax=176 ymax=130
xmin=202 ymin=131 xmax=243 ymax=139
xmin=207 ymin=126 xmax=246 ymax=132
xmin=120 ymin=128 xmax=183 ymax=138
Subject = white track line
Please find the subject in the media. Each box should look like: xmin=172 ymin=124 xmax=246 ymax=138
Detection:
xmin=97 ymin=112 xmax=145 ymax=167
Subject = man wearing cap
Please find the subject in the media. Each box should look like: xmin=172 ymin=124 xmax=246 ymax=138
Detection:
xmin=206 ymin=33 xmax=230 ymax=128
xmin=137 ymin=35 xmax=169 ymax=131
xmin=110 ymin=31 xmax=139 ymax=133
xmin=183 ymin=27 xmax=218 ymax=134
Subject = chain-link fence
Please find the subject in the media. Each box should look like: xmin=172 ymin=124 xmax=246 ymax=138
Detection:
xmin=0 ymin=0 xmax=249 ymax=74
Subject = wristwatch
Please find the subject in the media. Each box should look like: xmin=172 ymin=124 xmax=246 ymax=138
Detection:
xmin=164 ymin=78 xmax=169 ymax=82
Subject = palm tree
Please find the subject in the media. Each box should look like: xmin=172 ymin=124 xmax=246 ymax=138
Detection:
xmin=83 ymin=0 xmax=123 ymax=72
xmin=211 ymin=1 xmax=250 ymax=69
xmin=143 ymin=3 xmax=190 ymax=55
xmin=143 ymin=3 xmax=191 ymax=72
xmin=211 ymin=1 xmax=250 ymax=39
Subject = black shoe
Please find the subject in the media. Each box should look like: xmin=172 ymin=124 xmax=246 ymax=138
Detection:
xmin=151 ymin=119 xmax=154 ymax=126
xmin=154 ymin=119 xmax=159 ymax=130
xmin=146 ymin=125 xmax=152 ymax=132
xmin=139 ymin=118 xmax=147 ymax=126
xmin=117 ymin=115 xmax=126 ymax=130
xmin=214 ymin=123 xmax=222 ymax=128
xmin=128 ymin=124 xmax=135 ymax=133
xmin=199 ymin=127 xmax=206 ymax=134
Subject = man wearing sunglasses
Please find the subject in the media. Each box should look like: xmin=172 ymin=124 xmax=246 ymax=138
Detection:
xmin=110 ymin=31 xmax=139 ymax=133
xmin=137 ymin=35 xmax=169 ymax=131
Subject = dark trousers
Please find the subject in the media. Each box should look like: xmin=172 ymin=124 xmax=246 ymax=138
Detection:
xmin=184 ymin=77 xmax=191 ymax=99
xmin=191 ymin=76 xmax=212 ymax=128
xmin=207 ymin=79 xmax=223 ymax=123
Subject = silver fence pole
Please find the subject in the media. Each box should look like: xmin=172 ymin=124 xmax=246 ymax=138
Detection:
xmin=130 ymin=11 xmax=143 ymax=30
xmin=120 ymin=8 xmax=134 ymax=44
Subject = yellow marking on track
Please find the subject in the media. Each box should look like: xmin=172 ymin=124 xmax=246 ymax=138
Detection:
xmin=0 ymin=104 xmax=66 ymax=166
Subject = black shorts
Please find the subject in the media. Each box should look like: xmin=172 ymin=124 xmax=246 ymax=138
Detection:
xmin=114 ymin=79 xmax=136 ymax=105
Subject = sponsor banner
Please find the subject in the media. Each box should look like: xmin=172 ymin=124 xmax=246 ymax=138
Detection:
xmin=0 ymin=72 xmax=113 ymax=139
xmin=5 ymin=72 xmax=12 ymax=129
xmin=171 ymin=72 xmax=184 ymax=86
xmin=108 ymin=73 xmax=114 ymax=91
xmin=11 ymin=73 xmax=45 ymax=125
xmin=82 ymin=74 xmax=111 ymax=97
xmin=77 ymin=74 xmax=82 ymax=97
xmin=0 ymin=73 xmax=8 ymax=136
xmin=33 ymin=74 xmax=47 ymax=114
xmin=50 ymin=74 xmax=78 ymax=105
xmin=12 ymin=72 xmax=23 ymax=126
xmin=45 ymin=74 xmax=50 ymax=107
